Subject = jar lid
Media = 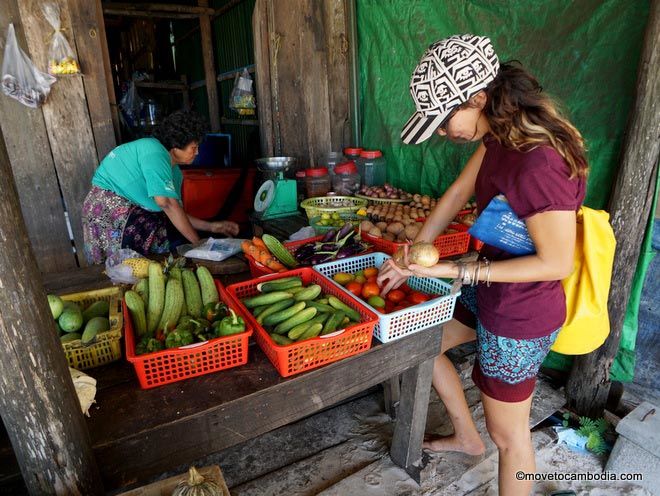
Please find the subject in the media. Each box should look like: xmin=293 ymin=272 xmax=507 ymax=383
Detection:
xmin=306 ymin=167 xmax=329 ymax=177
xmin=343 ymin=147 xmax=363 ymax=156
xmin=334 ymin=161 xmax=358 ymax=174
xmin=295 ymin=170 xmax=306 ymax=178
xmin=360 ymin=150 xmax=383 ymax=159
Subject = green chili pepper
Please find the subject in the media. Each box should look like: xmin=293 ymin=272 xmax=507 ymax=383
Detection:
xmin=214 ymin=309 xmax=246 ymax=337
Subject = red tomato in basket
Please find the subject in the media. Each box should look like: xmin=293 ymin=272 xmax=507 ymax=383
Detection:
xmin=408 ymin=291 xmax=431 ymax=304
xmin=386 ymin=289 xmax=406 ymax=303
xmin=399 ymin=283 xmax=412 ymax=294
xmin=345 ymin=281 xmax=363 ymax=297
xmin=361 ymin=282 xmax=380 ymax=299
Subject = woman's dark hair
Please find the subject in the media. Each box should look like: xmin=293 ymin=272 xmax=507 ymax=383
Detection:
xmin=480 ymin=61 xmax=588 ymax=178
xmin=152 ymin=110 xmax=208 ymax=150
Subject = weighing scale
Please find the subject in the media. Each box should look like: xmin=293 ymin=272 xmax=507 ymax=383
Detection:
xmin=253 ymin=157 xmax=299 ymax=219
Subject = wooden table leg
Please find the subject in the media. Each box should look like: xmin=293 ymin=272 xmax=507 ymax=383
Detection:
xmin=382 ymin=375 xmax=401 ymax=419
xmin=390 ymin=357 xmax=434 ymax=483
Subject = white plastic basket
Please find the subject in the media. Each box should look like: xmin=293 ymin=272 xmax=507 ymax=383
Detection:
xmin=314 ymin=252 xmax=460 ymax=343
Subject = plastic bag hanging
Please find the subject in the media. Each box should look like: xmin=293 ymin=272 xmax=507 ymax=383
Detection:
xmin=1 ymin=23 xmax=56 ymax=108
xmin=43 ymin=2 xmax=80 ymax=75
xmin=229 ymin=68 xmax=256 ymax=115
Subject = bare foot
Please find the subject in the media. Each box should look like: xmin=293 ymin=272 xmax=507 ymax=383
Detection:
xmin=422 ymin=433 xmax=486 ymax=455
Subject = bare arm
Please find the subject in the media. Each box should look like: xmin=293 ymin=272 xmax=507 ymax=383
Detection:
xmin=187 ymin=215 xmax=240 ymax=237
xmin=154 ymin=196 xmax=200 ymax=244
xmin=415 ymin=142 xmax=486 ymax=243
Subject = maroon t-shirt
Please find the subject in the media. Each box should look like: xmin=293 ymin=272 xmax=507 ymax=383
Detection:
xmin=474 ymin=135 xmax=586 ymax=339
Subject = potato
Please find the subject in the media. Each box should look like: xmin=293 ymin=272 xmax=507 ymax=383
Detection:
xmin=386 ymin=222 xmax=405 ymax=235
xmin=360 ymin=220 xmax=375 ymax=232
xmin=368 ymin=226 xmax=382 ymax=237
xmin=404 ymin=223 xmax=421 ymax=241
xmin=376 ymin=221 xmax=388 ymax=231
xmin=382 ymin=232 xmax=395 ymax=241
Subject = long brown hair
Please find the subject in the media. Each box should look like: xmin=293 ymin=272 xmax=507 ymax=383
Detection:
xmin=482 ymin=61 xmax=588 ymax=178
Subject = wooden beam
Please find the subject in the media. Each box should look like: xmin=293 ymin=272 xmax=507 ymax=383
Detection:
xmin=0 ymin=99 xmax=104 ymax=495
xmin=102 ymin=2 xmax=214 ymax=15
xmin=171 ymin=0 xmax=246 ymax=47
xmin=134 ymin=81 xmax=188 ymax=91
xmin=70 ymin=0 xmax=117 ymax=161
xmin=252 ymin=0 xmax=274 ymax=155
xmin=18 ymin=0 xmax=99 ymax=267
xmin=95 ymin=0 xmax=122 ymax=144
xmin=566 ymin=0 xmax=660 ymax=417
xmin=103 ymin=9 xmax=202 ymax=19
xmin=0 ymin=1 xmax=77 ymax=273
xmin=198 ymin=0 xmax=220 ymax=131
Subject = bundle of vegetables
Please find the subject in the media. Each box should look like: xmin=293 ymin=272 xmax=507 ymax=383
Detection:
xmin=240 ymin=276 xmax=363 ymax=345
xmin=241 ymin=237 xmax=288 ymax=272
xmin=48 ymin=294 xmax=112 ymax=345
xmin=293 ymin=222 xmax=370 ymax=266
xmin=124 ymin=261 xmax=246 ymax=355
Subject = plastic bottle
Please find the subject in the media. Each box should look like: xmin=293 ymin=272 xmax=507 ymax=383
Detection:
xmin=359 ymin=150 xmax=386 ymax=187
xmin=332 ymin=161 xmax=361 ymax=196
xmin=305 ymin=167 xmax=331 ymax=198
xmin=319 ymin=152 xmax=346 ymax=177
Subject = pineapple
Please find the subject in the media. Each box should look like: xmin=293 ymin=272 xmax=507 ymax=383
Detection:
xmin=122 ymin=257 xmax=151 ymax=278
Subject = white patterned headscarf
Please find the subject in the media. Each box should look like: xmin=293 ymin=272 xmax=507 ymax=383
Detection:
xmin=401 ymin=34 xmax=500 ymax=145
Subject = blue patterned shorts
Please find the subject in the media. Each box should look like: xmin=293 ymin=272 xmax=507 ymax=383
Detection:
xmin=458 ymin=285 xmax=559 ymax=402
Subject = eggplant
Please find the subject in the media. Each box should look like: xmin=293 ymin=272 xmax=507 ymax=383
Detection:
xmin=309 ymin=253 xmax=331 ymax=265
xmin=336 ymin=223 xmax=354 ymax=241
xmin=321 ymin=229 xmax=337 ymax=243
xmin=294 ymin=243 xmax=316 ymax=261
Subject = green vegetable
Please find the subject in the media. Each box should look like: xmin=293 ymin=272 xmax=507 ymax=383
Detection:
xmin=322 ymin=310 xmax=345 ymax=335
xmin=327 ymin=296 xmax=361 ymax=322
xmin=203 ymin=301 xmax=227 ymax=322
xmin=261 ymin=234 xmax=298 ymax=268
xmin=81 ymin=316 xmax=110 ymax=345
xmin=257 ymin=277 xmax=303 ymax=293
xmin=214 ymin=309 xmax=246 ymax=337
xmin=181 ymin=269 xmax=203 ymax=318
xmin=274 ymin=307 xmax=317 ymax=335
xmin=293 ymin=284 xmax=322 ymax=301
xmin=262 ymin=301 xmax=306 ymax=326
xmin=125 ymin=290 xmax=148 ymax=337
xmin=165 ymin=327 xmax=194 ymax=349
xmin=270 ymin=333 xmax=294 ymax=346
xmin=58 ymin=306 xmax=83 ymax=333
xmin=256 ymin=299 xmax=294 ymax=324
xmin=147 ymin=262 xmax=165 ymax=334
xmin=47 ymin=294 xmax=64 ymax=319
xmin=196 ymin=266 xmax=219 ymax=305
xmin=298 ymin=323 xmax=323 ymax=340
xmin=136 ymin=336 xmax=164 ymax=355
xmin=242 ymin=291 xmax=293 ymax=308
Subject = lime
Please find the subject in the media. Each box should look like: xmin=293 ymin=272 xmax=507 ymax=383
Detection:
xmin=368 ymin=296 xmax=386 ymax=308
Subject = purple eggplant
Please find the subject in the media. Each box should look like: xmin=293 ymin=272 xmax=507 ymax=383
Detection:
xmin=321 ymin=229 xmax=337 ymax=243
xmin=309 ymin=253 xmax=331 ymax=265
xmin=336 ymin=223 xmax=354 ymax=241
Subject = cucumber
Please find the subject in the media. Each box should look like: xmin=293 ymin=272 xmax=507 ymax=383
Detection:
xmin=125 ymin=290 xmax=148 ymax=337
xmin=287 ymin=320 xmax=314 ymax=340
xmin=147 ymin=262 xmax=165 ymax=334
xmin=257 ymin=277 xmax=303 ymax=293
xmin=327 ymin=296 xmax=361 ymax=322
xmin=287 ymin=286 xmax=306 ymax=294
xmin=274 ymin=307 xmax=317 ymax=335
xmin=270 ymin=333 xmax=294 ymax=346
xmin=305 ymin=301 xmax=335 ymax=313
xmin=196 ymin=266 xmax=219 ymax=305
xmin=261 ymin=234 xmax=298 ymax=268
xmin=293 ymin=284 xmax=322 ymax=302
xmin=252 ymin=304 xmax=270 ymax=317
xmin=298 ymin=323 xmax=323 ymax=341
xmin=242 ymin=291 xmax=293 ymax=308
xmin=256 ymin=299 xmax=295 ymax=324
xmin=322 ymin=310 xmax=345 ymax=335
xmin=263 ymin=301 xmax=306 ymax=326
xmin=181 ymin=269 xmax=203 ymax=318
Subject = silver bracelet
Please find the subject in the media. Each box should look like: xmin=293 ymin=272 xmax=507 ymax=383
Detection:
xmin=473 ymin=261 xmax=482 ymax=287
xmin=483 ymin=258 xmax=492 ymax=287
xmin=454 ymin=261 xmax=466 ymax=284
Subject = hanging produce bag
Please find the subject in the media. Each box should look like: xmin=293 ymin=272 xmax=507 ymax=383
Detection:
xmin=43 ymin=2 xmax=80 ymax=75
xmin=1 ymin=23 xmax=56 ymax=108
xmin=229 ymin=68 xmax=256 ymax=115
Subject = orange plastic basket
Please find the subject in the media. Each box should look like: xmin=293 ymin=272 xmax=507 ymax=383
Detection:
xmin=361 ymin=223 xmax=470 ymax=258
xmin=226 ymin=268 xmax=378 ymax=377
xmin=246 ymin=236 xmax=323 ymax=278
xmin=123 ymin=281 xmax=252 ymax=389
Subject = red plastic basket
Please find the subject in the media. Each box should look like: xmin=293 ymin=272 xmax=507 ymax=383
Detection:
xmin=361 ymin=223 xmax=470 ymax=258
xmin=246 ymin=236 xmax=323 ymax=278
xmin=226 ymin=268 xmax=378 ymax=377
xmin=123 ymin=281 xmax=252 ymax=389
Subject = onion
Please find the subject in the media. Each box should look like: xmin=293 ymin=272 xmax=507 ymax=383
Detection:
xmin=408 ymin=242 xmax=440 ymax=267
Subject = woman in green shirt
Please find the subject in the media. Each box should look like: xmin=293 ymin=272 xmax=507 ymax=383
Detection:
xmin=82 ymin=110 xmax=239 ymax=264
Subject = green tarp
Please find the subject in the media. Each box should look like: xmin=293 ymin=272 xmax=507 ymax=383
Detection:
xmin=356 ymin=0 xmax=652 ymax=379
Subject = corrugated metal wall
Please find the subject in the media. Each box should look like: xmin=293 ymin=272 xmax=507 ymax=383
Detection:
xmin=174 ymin=0 xmax=259 ymax=166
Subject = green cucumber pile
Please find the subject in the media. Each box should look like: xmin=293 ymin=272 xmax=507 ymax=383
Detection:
xmin=241 ymin=276 xmax=362 ymax=345
xmin=124 ymin=263 xmax=246 ymax=355
xmin=48 ymin=294 xmax=112 ymax=346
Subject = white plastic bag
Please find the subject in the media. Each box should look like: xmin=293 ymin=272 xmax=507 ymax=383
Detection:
xmin=104 ymin=248 xmax=146 ymax=284
xmin=43 ymin=2 xmax=80 ymax=75
xmin=179 ymin=237 xmax=244 ymax=262
xmin=229 ymin=68 xmax=255 ymax=115
xmin=1 ymin=23 xmax=56 ymax=108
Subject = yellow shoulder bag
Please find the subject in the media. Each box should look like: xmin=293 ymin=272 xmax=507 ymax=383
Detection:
xmin=551 ymin=207 xmax=616 ymax=354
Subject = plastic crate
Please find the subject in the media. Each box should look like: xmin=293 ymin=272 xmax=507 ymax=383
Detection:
xmin=246 ymin=236 xmax=323 ymax=277
xmin=226 ymin=268 xmax=378 ymax=377
xmin=361 ymin=223 xmax=470 ymax=258
xmin=60 ymin=287 xmax=123 ymax=370
xmin=314 ymin=253 xmax=459 ymax=343
xmin=300 ymin=196 xmax=367 ymax=220
xmin=124 ymin=281 xmax=252 ymax=389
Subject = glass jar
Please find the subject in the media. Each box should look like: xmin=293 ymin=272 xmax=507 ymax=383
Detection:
xmin=305 ymin=167 xmax=331 ymax=198
xmin=332 ymin=161 xmax=361 ymax=196
xmin=343 ymin=147 xmax=363 ymax=162
xmin=295 ymin=170 xmax=307 ymax=203
xmin=319 ymin=151 xmax=346 ymax=177
xmin=358 ymin=150 xmax=386 ymax=187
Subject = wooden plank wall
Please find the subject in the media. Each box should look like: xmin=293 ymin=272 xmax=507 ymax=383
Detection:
xmin=0 ymin=0 xmax=115 ymax=273
xmin=253 ymin=0 xmax=350 ymax=168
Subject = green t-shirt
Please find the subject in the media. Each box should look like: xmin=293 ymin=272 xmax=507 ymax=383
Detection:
xmin=92 ymin=137 xmax=182 ymax=212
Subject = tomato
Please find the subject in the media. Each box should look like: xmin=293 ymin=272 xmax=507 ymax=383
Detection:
xmin=366 ymin=275 xmax=378 ymax=284
xmin=345 ymin=281 xmax=363 ymax=297
xmin=361 ymin=282 xmax=380 ymax=299
xmin=363 ymin=267 xmax=379 ymax=278
xmin=399 ymin=283 xmax=412 ymax=294
xmin=392 ymin=305 xmax=406 ymax=312
xmin=408 ymin=291 xmax=431 ymax=304
xmin=386 ymin=289 xmax=405 ymax=303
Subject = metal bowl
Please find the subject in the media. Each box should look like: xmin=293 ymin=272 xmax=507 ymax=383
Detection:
xmin=255 ymin=156 xmax=296 ymax=172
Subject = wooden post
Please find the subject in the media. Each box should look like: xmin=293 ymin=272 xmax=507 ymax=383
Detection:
xmin=252 ymin=0 xmax=274 ymax=156
xmin=0 ymin=127 xmax=104 ymax=494
xmin=199 ymin=0 xmax=221 ymax=131
xmin=566 ymin=0 xmax=660 ymax=417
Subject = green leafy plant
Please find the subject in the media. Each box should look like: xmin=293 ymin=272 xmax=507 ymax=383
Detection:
xmin=576 ymin=416 xmax=609 ymax=454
